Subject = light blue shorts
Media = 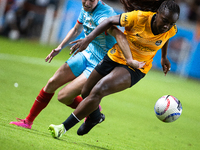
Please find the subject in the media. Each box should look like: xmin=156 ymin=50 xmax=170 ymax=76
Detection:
xmin=66 ymin=50 xmax=100 ymax=78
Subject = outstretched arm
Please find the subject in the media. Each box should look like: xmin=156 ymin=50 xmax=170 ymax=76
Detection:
xmin=108 ymin=26 xmax=145 ymax=69
xmin=70 ymin=15 xmax=121 ymax=55
xmin=161 ymin=40 xmax=171 ymax=75
xmin=45 ymin=22 xmax=83 ymax=63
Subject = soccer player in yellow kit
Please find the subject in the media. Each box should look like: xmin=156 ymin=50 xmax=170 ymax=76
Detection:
xmin=107 ymin=10 xmax=177 ymax=75
xmin=49 ymin=0 xmax=180 ymax=138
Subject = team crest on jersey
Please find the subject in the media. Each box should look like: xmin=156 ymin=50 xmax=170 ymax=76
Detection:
xmin=110 ymin=48 xmax=116 ymax=54
xmin=155 ymin=40 xmax=162 ymax=46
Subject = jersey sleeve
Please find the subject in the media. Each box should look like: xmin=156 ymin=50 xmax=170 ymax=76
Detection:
xmin=94 ymin=9 xmax=116 ymax=26
xmin=120 ymin=11 xmax=138 ymax=28
xmin=77 ymin=8 xmax=84 ymax=24
xmin=96 ymin=15 xmax=109 ymax=25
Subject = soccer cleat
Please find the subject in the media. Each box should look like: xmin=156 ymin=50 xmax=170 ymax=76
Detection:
xmin=84 ymin=105 xmax=102 ymax=122
xmin=77 ymin=113 xmax=105 ymax=136
xmin=9 ymin=118 xmax=33 ymax=129
xmin=48 ymin=124 xmax=66 ymax=138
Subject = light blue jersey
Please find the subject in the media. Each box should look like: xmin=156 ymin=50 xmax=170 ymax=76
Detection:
xmin=77 ymin=0 xmax=117 ymax=61
xmin=67 ymin=0 xmax=117 ymax=78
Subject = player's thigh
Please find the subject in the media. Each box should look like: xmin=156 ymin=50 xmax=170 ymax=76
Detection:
xmin=93 ymin=67 xmax=131 ymax=97
xmin=45 ymin=63 xmax=76 ymax=92
xmin=48 ymin=52 xmax=87 ymax=87
xmin=58 ymin=73 xmax=87 ymax=103
xmin=81 ymin=69 xmax=104 ymax=99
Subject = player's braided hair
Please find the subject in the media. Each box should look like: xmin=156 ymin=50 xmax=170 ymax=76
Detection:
xmin=120 ymin=0 xmax=175 ymax=12
xmin=158 ymin=0 xmax=180 ymax=15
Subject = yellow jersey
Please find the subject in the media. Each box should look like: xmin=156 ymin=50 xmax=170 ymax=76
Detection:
xmin=107 ymin=10 xmax=177 ymax=74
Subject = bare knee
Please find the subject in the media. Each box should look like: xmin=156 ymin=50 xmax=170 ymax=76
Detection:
xmin=57 ymin=91 xmax=63 ymax=102
xmin=45 ymin=77 xmax=58 ymax=93
xmin=81 ymin=85 xmax=103 ymax=99
xmin=84 ymin=89 xmax=103 ymax=109
xmin=87 ymin=84 xmax=105 ymax=102
xmin=57 ymin=90 xmax=73 ymax=105
xmin=81 ymin=82 xmax=101 ymax=99
xmin=48 ymin=77 xmax=56 ymax=86
xmin=81 ymin=86 xmax=90 ymax=99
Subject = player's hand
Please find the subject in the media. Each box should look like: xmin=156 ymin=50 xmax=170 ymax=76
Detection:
xmin=45 ymin=47 xmax=61 ymax=63
xmin=69 ymin=38 xmax=90 ymax=55
xmin=161 ymin=57 xmax=171 ymax=76
xmin=127 ymin=59 xmax=145 ymax=69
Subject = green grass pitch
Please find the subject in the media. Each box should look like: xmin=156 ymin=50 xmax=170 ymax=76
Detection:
xmin=0 ymin=37 xmax=200 ymax=150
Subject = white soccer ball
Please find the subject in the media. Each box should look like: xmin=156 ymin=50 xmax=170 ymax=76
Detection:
xmin=154 ymin=95 xmax=182 ymax=123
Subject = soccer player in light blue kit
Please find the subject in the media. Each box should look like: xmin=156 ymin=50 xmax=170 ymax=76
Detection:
xmin=10 ymin=0 xmax=117 ymax=130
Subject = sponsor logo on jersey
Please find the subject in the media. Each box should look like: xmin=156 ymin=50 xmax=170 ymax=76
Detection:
xmin=132 ymin=41 xmax=155 ymax=52
xmin=136 ymin=33 xmax=142 ymax=38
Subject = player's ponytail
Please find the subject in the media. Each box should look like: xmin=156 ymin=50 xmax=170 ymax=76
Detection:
xmin=120 ymin=0 xmax=175 ymax=12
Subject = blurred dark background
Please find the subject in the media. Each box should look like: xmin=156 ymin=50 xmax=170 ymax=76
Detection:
xmin=0 ymin=0 xmax=199 ymax=40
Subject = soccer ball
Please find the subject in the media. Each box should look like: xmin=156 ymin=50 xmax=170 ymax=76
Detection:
xmin=154 ymin=95 xmax=182 ymax=123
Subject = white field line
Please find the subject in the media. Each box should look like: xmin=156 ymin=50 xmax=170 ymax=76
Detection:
xmin=0 ymin=53 xmax=65 ymax=67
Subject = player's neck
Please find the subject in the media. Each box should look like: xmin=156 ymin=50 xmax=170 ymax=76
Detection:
xmin=151 ymin=14 xmax=159 ymax=35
